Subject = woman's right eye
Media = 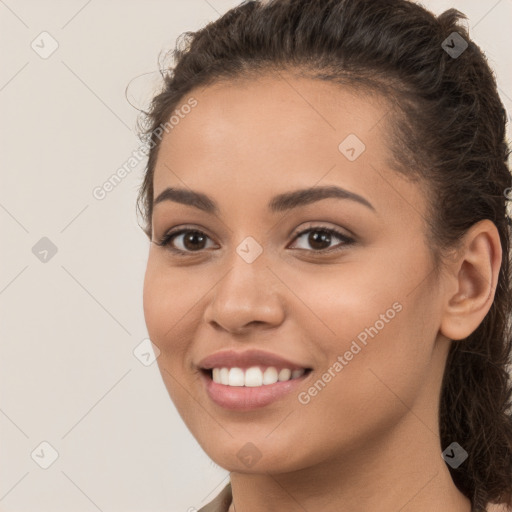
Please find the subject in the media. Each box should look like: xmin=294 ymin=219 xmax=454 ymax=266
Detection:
xmin=155 ymin=228 xmax=216 ymax=255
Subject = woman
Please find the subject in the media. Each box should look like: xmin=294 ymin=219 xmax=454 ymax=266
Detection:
xmin=137 ymin=0 xmax=512 ymax=510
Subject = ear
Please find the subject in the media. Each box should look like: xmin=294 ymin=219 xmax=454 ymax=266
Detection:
xmin=439 ymin=219 xmax=502 ymax=341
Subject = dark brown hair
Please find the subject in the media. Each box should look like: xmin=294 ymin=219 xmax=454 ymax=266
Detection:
xmin=136 ymin=0 xmax=512 ymax=510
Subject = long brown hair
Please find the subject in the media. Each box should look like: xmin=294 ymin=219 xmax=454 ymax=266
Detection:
xmin=136 ymin=1 xmax=512 ymax=509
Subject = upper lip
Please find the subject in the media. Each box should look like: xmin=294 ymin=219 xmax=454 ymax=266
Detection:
xmin=197 ymin=349 xmax=312 ymax=371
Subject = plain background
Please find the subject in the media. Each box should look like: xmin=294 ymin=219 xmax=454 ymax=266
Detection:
xmin=1 ymin=1 xmax=511 ymax=511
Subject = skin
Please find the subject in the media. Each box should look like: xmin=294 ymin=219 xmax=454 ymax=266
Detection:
xmin=142 ymin=71 xmax=502 ymax=512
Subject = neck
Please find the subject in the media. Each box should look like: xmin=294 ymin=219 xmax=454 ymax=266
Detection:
xmin=227 ymin=416 xmax=472 ymax=512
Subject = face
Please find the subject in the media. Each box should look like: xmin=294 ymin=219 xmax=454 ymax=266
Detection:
xmin=143 ymin=72 xmax=449 ymax=473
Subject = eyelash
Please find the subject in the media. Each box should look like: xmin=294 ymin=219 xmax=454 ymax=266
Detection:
xmin=154 ymin=224 xmax=355 ymax=256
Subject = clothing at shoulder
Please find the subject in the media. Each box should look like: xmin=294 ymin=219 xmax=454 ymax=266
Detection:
xmin=198 ymin=483 xmax=232 ymax=512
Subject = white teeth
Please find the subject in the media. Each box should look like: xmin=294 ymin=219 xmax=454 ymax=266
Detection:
xmin=278 ymin=368 xmax=291 ymax=381
xmin=262 ymin=367 xmax=278 ymax=385
xmin=220 ymin=367 xmax=229 ymax=385
xmin=210 ymin=366 xmax=307 ymax=386
xmin=245 ymin=367 xmax=263 ymax=387
xmin=228 ymin=368 xmax=245 ymax=387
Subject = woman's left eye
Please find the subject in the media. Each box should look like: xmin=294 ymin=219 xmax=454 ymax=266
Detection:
xmin=290 ymin=226 xmax=355 ymax=252
xmin=154 ymin=225 xmax=354 ymax=255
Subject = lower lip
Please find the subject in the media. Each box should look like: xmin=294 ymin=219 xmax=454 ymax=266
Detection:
xmin=200 ymin=370 xmax=311 ymax=410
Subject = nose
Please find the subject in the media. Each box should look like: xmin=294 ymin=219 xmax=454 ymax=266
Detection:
xmin=203 ymin=254 xmax=285 ymax=334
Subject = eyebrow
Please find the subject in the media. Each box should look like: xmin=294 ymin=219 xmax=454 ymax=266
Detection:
xmin=153 ymin=185 xmax=376 ymax=214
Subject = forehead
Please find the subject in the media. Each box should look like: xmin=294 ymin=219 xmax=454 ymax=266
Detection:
xmin=152 ymin=72 xmax=414 ymax=218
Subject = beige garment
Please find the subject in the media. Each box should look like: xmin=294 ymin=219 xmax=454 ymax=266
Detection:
xmin=198 ymin=483 xmax=232 ymax=512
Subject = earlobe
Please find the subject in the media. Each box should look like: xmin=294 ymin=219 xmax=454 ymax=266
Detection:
xmin=439 ymin=219 xmax=502 ymax=341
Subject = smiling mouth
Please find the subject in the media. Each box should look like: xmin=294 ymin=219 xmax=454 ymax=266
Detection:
xmin=201 ymin=366 xmax=313 ymax=387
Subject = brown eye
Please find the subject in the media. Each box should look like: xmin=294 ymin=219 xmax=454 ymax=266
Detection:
xmin=307 ymin=230 xmax=332 ymax=250
xmin=180 ymin=231 xmax=209 ymax=251
xmin=290 ymin=226 xmax=354 ymax=252
xmin=156 ymin=229 xmax=216 ymax=254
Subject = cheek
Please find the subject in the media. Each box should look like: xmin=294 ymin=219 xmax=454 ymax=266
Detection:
xmin=142 ymin=258 xmax=166 ymax=340
xmin=295 ymin=252 xmax=437 ymax=418
xmin=326 ymin=293 xmax=437 ymax=433
xmin=142 ymin=253 xmax=211 ymax=375
xmin=290 ymin=302 xmax=436 ymax=466
xmin=142 ymin=257 xmax=200 ymax=419
xmin=142 ymin=254 xmax=189 ymax=352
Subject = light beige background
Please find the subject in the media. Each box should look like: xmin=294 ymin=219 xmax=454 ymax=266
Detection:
xmin=1 ymin=1 xmax=511 ymax=511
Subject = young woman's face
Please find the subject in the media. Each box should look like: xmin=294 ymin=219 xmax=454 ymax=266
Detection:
xmin=143 ymin=73 xmax=451 ymax=473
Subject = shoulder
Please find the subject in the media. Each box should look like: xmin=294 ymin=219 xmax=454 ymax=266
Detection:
xmin=197 ymin=482 xmax=232 ymax=512
xmin=486 ymin=503 xmax=512 ymax=512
